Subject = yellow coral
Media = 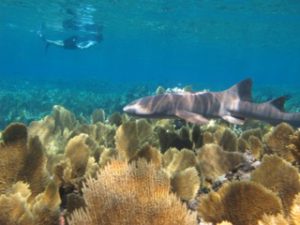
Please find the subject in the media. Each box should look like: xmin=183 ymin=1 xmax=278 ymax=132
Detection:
xmin=0 ymin=123 xmax=28 ymax=193
xmin=29 ymin=105 xmax=79 ymax=155
xmin=197 ymin=144 xmax=244 ymax=181
xmin=108 ymin=112 xmax=123 ymax=126
xmin=52 ymin=105 xmax=77 ymax=131
xmin=115 ymin=121 xmax=139 ymax=160
xmin=136 ymin=119 xmax=153 ymax=144
xmin=29 ymin=115 xmax=66 ymax=155
xmin=191 ymin=125 xmax=202 ymax=148
xmin=162 ymin=147 xmax=179 ymax=168
xmin=98 ymin=147 xmax=117 ymax=168
xmin=0 ymin=181 xmax=61 ymax=225
xmin=218 ymin=128 xmax=238 ymax=152
xmin=287 ymin=131 xmax=300 ymax=165
xmin=68 ymin=160 xmax=197 ymax=225
xmin=162 ymin=148 xmax=200 ymax=201
xmin=65 ymin=134 xmax=90 ymax=178
xmin=164 ymin=148 xmax=197 ymax=176
xmin=0 ymin=124 xmax=49 ymax=197
xmin=237 ymin=137 xmax=249 ymax=152
xmin=0 ymin=182 xmax=34 ymax=225
xmin=131 ymin=145 xmax=162 ymax=168
xmin=248 ymin=135 xmax=264 ymax=159
xmin=290 ymin=193 xmax=300 ymax=225
xmin=90 ymin=122 xmax=116 ymax=147
xmin=1 ymin=122 xmax=27 ymax=144
xmin=19 ymin=136 xmax=49 ymax=199
xmin=264 ymin=122 xmax=295 ymax=162
xmin=217 ymin=222 xmax=233 ymax=225
xmin=240 ymin=128 xmax=262 ymax=141
xmin=171 ymin=167 xmax=200 ymax=201
xmin=68 ymin=159 xmax=197 ymax=225
xmin=251 ymin=155 xmax=300 ymax=215
xmin=198 ymin=181 xmax=283 ymax=225
xmin=202 ymin=131 xmax=215 ymax=144
xmin=30 ymin=181 xmax=61 ymax=225
xmin=257 ymin=214 xmax=289 ymax=225
xmin=91 ymin=108 xmax=105 ymax=123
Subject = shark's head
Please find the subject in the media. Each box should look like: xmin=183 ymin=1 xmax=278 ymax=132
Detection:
xmin=123 ymin=95 xmax=172 ymax=118
xmin=123 ymin=96 xmax=154 ymax=116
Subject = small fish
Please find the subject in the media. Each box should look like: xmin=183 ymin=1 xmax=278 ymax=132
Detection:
xmin=123 ymin=79 xmax=300 ymax=127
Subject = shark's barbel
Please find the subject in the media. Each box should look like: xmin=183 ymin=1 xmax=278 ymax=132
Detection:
xmin=123 ymin=79 xmax=300 ymax=127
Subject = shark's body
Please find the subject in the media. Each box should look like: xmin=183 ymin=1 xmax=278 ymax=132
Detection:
xmin=123 ymin=79 xmax=300 ymax=127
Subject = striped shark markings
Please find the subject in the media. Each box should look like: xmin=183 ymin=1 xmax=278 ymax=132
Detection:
xmin=123 ymin=79 xmax=300 ymax=127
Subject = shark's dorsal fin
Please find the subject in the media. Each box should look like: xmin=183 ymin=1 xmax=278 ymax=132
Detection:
xmin=227 ymin=78 xmax=252 ymax=102
xmin=268 ymin=95 xmax=290 ymax=111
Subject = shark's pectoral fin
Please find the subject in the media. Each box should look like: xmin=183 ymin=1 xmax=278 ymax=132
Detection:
xmin=222 ymin=115 xmax=245 ymax=125
xmin=175 ymin=110 xmax=209 ymax=125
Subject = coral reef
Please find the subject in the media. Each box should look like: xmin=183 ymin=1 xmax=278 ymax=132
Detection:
xmin=2 ymin=101 xmax=300 ymax=225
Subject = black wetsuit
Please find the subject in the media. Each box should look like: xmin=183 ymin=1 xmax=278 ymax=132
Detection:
xmin=63 ymin=36 xmax=79 ymax=49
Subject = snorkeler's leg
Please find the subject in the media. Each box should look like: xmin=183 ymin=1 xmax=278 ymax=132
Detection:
xmin=44 ymin=39 xmax=64 ymax=47
xmin=37 ymin=30 xmax=64 ymax=47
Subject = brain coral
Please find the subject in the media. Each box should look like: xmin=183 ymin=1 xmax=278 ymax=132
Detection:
xmin=198 ymin=181 xmax=283 ymax=225
xmin=67 ymin=159 xmax=197 ymax=225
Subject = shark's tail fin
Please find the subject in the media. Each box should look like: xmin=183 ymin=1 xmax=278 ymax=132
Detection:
xmin=227 ymin=78 xmax=253 ymax=102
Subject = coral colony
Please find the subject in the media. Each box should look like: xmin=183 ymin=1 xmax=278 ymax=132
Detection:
xmin=1 ymin=93 xmax=300 ymax=224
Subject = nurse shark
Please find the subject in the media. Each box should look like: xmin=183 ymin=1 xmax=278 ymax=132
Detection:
xmin=123 ymin=79 xmax=300 ymax=127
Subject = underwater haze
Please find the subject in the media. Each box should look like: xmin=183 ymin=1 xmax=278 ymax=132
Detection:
xmin=0 ymin=0 xmax=300 ymax=127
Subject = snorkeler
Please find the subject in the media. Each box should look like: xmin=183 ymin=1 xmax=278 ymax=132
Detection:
xmin=37 ymin=31 xmax=103 ymax=51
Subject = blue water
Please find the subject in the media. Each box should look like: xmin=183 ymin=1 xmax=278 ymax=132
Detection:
xmin=0 ymin=0 xmax=300 ymax=127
